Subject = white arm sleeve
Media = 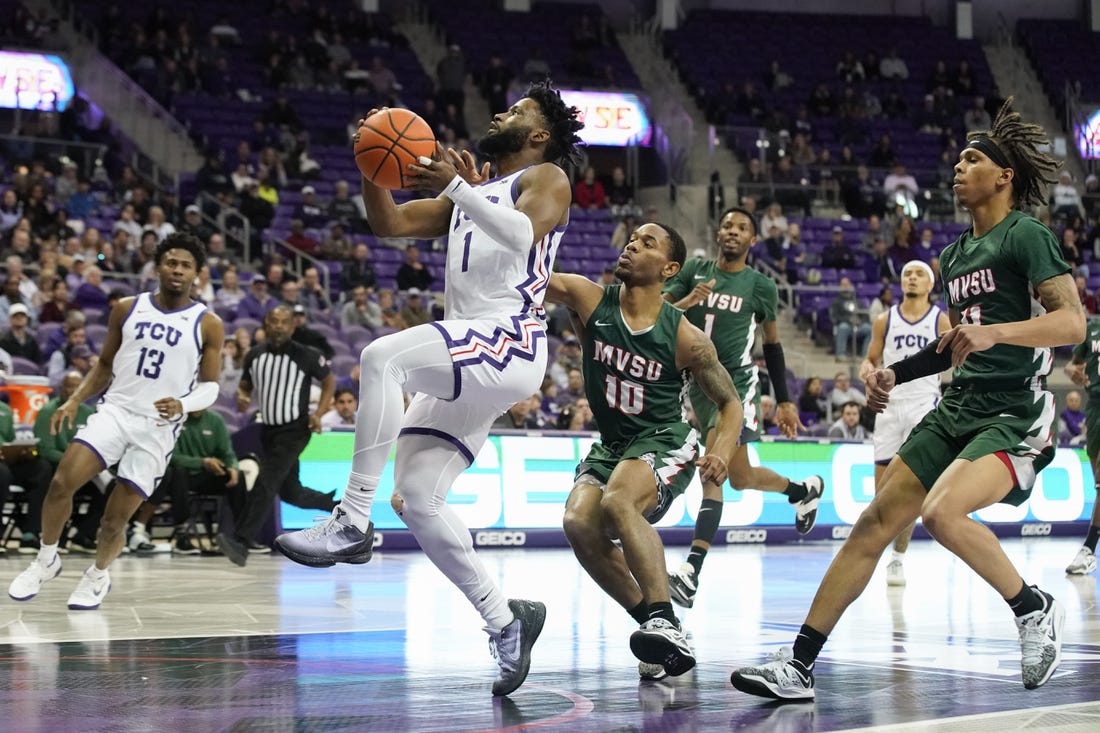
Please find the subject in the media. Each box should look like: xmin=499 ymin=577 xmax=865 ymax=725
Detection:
xmin=178 ymin=381 xmax=219 ymax=413
xmin=442 ymin=175 xmax=535 ymax=252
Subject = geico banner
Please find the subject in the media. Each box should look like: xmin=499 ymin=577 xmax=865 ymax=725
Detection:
xmin=282 ymin=433 xmax=1096 ymax=531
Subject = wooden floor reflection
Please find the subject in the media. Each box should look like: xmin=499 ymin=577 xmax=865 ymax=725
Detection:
xmin=1 ymin=537 xmax=1098 ymax=732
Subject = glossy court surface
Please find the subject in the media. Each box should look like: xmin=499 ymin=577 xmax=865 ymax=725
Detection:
xmin=1 ymin=537 xmax=1098 ymax=732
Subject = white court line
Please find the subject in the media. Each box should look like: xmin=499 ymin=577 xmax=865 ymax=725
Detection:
xmin=834 ymin=699 xmax=1100 ymax=732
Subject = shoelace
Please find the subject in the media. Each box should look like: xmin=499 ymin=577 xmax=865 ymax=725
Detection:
xmin=1018 ymin=615 xmax=1050 ymax=666
xmin=485 ymin=626 xmax=520 ymax=672
xmin=300 ymin=512 xmax=345 ymax=541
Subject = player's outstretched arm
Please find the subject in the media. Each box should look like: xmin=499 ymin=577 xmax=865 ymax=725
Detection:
xmin=678 ymin=322 xmax=742 ymax=485
xmin=545 ymin=273 xmax=604 ymax=325
xmin=859 ymin=312 xmax=889 ymax=382
xmin=761 ymin=321 xmax=803 ymax=438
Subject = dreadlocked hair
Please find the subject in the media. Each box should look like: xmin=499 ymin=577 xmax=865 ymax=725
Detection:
xmin=525 ymin=79 xmax=585 ymax=173
xmin=968 ymin=96 xmax=1061 ymax=207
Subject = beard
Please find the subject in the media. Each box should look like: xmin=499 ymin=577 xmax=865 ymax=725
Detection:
xmin=476 ymin=126 xmax=528 ymax=160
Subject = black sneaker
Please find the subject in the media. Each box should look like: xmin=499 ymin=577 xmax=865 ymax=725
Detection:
xmin=794 ymin=476 xmax=825 ymax=535
xmin=274 ymin=508 xmax=374 ymax=568
xmin=629 ymin=617 xmax=696 ymax=677
xmin=488 ymin=599 xmax=547 ymax=696
xmin=217 ymin=531 xmax=248 ymax=567
xmin=68 ymin=535 xmax=98 ymax=554
xmin=173 ymin=537 xmax=201 ymax=556
xmin=246 ymin=539 xmax=271 ymax=553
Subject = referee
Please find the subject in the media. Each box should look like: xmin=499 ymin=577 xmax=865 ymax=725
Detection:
xmin=218 ymin=305 xmax=337 ymax=566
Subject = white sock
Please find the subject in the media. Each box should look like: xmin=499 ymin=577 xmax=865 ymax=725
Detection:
xmin=892 ymin=550 xmax=905 ymax=563
xmin=133 ymin=521 xmax=147 ymax=536
xmin=38 ymin=542 xmax=58 ymax=566
xmin=86 ymin=565 xmax=108 ymax=580
xmin=482 ymin=598 xmax=514 ymax=632
xmin=339 ymin=471 xmax=378 ymax=532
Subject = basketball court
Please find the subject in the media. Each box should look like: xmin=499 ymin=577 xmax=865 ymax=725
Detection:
xmin=1 ymin=536 xmax=1098 ymax=731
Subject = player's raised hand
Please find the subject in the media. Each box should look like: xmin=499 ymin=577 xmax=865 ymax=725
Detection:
xmin=775 ymin=401 xmax=805 ymax=438
xmin=352 ymin=109 xmax=385 ymax=146
xmin=446 ymin=147 xmax=490 ymax=185
xmin=696 ymin=454 xmax=729 ymax=486
xmin=407 ymin=142 xmax=460 ymax=194
xmin=864 ymin=368 xmax=897 ymax=413
xmin=689 ymin=278 xmax=716 ymax=306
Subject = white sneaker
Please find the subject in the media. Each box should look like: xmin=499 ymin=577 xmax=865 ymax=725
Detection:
xmin=629 ymin=617 xmax=696 ymax=677
xmin=1065 ymin=546 xmax=1097 ymax=575
xmin=886 ymin=558 xmax=906 ymax=587
xmin=730 ymin=646 xmax=815 ymax=700
xmin=67 ymin=569 xmax=111 ymax=610
xmin=128 ymin=529 xmax=151 ymax=552
xmin=638 ymin=661 xmax=669 ymax=681
xmin=8 ymin=555 xmax=62 ymax=601
xmin=1016 ymin=591 xmax=1065 ymax=689
xmin=668 ymin=563 xmax=698 ymax=609
xmin=794 ymin=476 xmax=824 ymax=535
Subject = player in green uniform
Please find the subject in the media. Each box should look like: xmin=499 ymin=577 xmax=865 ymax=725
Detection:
xmin=1062 ymin=318 xmax=1100 ymax=574
xmin=732 ymin=98 xmax=1082 ymax=699
xmin=662 ymin=206 xmax=823 ymax=608
xmin=546 ymin=221 xmax=743 ymax=681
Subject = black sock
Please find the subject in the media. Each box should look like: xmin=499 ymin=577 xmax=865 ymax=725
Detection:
xmin=791 ymin=624 xmax=827 ymax=670
xmin=784 ymin=481 xmax=808 ymax=504
xmin=686 ymin=546 xmax=708 ymax=576
xmin=1007 ymin=581 xmax=1047 ymax=617
xmin=647 ymin=602 xmax=677 ymax=625
xmin=1085 ymin=524 xmax=1100 ymax=553
xmin=628 ymin=601 xmax=649 ymax=625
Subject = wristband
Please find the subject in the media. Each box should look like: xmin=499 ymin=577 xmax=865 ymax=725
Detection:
xmin=762 ymin=342 xmax=791 ymax=403
xmin=888 ymin=337 xmax=952 ymax=385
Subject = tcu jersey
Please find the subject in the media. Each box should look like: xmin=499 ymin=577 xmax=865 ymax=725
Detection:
xmin=882 ymin=303 xmax=943 ymax=401
xmin=102 ymin=292 xmax=207 ymax=417
xmin=444 ymin=168 xmax=564 ymax=322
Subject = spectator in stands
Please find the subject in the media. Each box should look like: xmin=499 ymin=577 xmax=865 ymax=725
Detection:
xmin=829 ymin=371 xmax=866 ymax=414
xmin=868 ymin=135 xmax=896 ymax=169
xmin=44 ymin=309 xmax=84 ymax=360
xmin=291 ymin=304 xmax=334 ymax=359
xmin=239 ymin=277 xmax=278 ymax=321
xmin=842 ymin=165 xmax=886 ymax=219
xmin=1075 ymin=274 xmax=1097 ymax=314
xmin=73 ymin=265 xmax=108 ymax=311
xmin=112 ymin=203 xmax=143 ymax=251
xmin=299 ymin=267 xmax=331 ymax=315
xmin=821 ymin=226 xmax=856 ymax=270
xmin=0 ymin=189 xmax=23 ymax=233
xmin=48 ymin=339 xmax=93 ymax=385
xmin=192 ymin=264 xmax=215 ymax=303
xmin=606 ymin=166 xmax=639 ymax=218
xmin=0 ymin=275 xmax=35 ymax=330
xmin=263 ymin=94 xmax=301 ymax=131
xmin=764 ymin=59 xmax=794 ymax=92
xmin=916 ymin=227 xmax=939 ymax=262
xmin=377 ymin=288 xmax=407 ymax=330
xmin=573 ymin=166 xmax=606 ymax=210
xmin=0 ymin=302 xmax=40 ymax=364
xmin=294 ymin=185 xmax=326 ymax=229
xmin=367 ymin=55 xmax=402 ymax=105
xmin=737 ymin=158 xmax=770 ymax=207
xmin=798 ymin=377 xmax=828 ymax=424
xmin=319 ymin=222 xmax=353 ymax=261
xmin=398 ymin=289 xmax=432 ymax=328
xmin=215 ymin=268 xmax=246 ymax=316
xmin=286 ymin=219 xmax=320 ymax=254
xmin=321 ymin=388 xmax=358 ymax=431
xmin=343 ymin=243 xmax=377 ymax=291
xmin=867 ymin=285 xmax=893 ymax=322
xmin=772 ymin=156 xmax=810 ymax=216
xmin=1052 ymin=171 xmax=1085 ymax=221
xmin=1060 ymin=390 xmax=1086 ymax=444
xmin=239 ymin=181 xmax=275 ymax=233
xmin=493 ymin=397 xmax=541 ymax=431
xmin=831 ymin=277 xmax=870 ymax=357
xmin=1060 ymin=227 xmax=1088 ymax=278
xmin=555 ymin=397 xmax=595 ymax=431
xmin=835 ymin=50 xmax=864 ymax=83
xmin=205 ymin=233 xmax=236 ymax=277
xmin=279 ymin=278 xmax=304 ymax=310
xmin=808 ymin=83 xmax=835 ymax=117
xmin=3 ymin=229 xmax=36 ymax=267
xmin=549 ymin=335 xmax=583 ymax=390
xmin=759 ymin=203 xmax=787 ymax=241
xmin=883 ymin=162 xmax=919 ymax=209
xmin=1082 ymin=174 xmax=1100 ymax=219
xmin=860 ymin=214 xmax=892 ymax=251
xmin=231 ymin=163 xmax=256 ymax=194
xmin=964 ymin=95 xmax=992 ymax=132
xmin=145 ymin=205 xmax=176 ymax=242
xmin=609 ymin=212 xmax=638 ymax=251
xmin=481 ymin=53 xmax=513 ymax=113
xmin=179 ymin=204 xmax=213 ymax=245
xmin=879 ymin=47 xmax=909 ymax=80
xmin=340 ymin=283 xmax=382 ymax=331
xmin=828 ymin=400 xmax=869 ymax=440
xmin=559 ymin=367 xmax=586 ymax=407
xmin=257 ymin=149 xmax=288 ymax=192
xmin=788 ymin=132 xmax=817 ymax=169
xmin=39 ymin=277 xmax=74 ymax=324
xmin=778 ymin=222 xmax=806 ymax=284
xmin=436 ymin=44 xmax=467 ymax=112
xmin=328 ymin=180 xmax=366 ymax=232
xmin=396 ymin=243 xmax=434 ymax=292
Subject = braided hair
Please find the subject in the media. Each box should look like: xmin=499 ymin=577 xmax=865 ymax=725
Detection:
xmin=967 ymin=96 xmax=1061 ymax=207
xmin=524 ymin=79 xmax=585 ymax=172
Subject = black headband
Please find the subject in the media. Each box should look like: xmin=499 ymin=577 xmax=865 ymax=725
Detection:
xmin=967 ymin=136 xmax=1012 ymax=169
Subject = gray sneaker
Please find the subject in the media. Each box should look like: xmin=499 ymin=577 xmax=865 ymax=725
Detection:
xmin=1016 ymin=590 xmax=1065 ymax=689
xmin=274 ymin=508 xmax=374 ymax=568
xmin=488 ymin=599 xmax=546 ymax=696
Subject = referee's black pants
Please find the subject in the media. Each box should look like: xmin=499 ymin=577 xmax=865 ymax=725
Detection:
xmin=235 ymin=420 xmax=336 ymax=542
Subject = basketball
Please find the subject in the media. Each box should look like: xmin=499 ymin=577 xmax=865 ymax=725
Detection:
xmin=354 ymin=108 xmax=437 ymax=190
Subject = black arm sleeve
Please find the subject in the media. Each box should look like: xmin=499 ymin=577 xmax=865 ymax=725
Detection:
xmin=762 ymin=342 xmax=790 ymax=403
xmin=888 ymin=337 xmax=952 ymax=385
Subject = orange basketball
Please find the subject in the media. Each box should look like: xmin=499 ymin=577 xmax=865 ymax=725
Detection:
xmin=355 ymin=108 xmax=437 ymax=190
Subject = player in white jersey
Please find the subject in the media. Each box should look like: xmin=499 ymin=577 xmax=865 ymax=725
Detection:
xmin=275 ymin=81 xmax=583 ymax=697
xmin=8 ymin=233 xmax=224 ymax=610
xmin=859 ymin=260 xmax=951 ymax=586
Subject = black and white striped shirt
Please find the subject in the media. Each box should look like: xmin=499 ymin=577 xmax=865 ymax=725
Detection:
xmin=241 ymin=341 xmax=330 ymax=427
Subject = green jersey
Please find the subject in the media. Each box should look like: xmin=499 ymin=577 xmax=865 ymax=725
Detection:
xmin=938 ymin=210 xmax=1069 ymax=389
xmin=170 ymin=410 xmax=239 ymax=473
xmin=1072 ymin=318 xmax=1100 ymax=399
xmin=582 ymin=284 xmax=688 ymax=445
xmin=33 ymin=397 xmax=95 ymax=465
xmin=664 ymin=258 xmax=776 ymax=426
